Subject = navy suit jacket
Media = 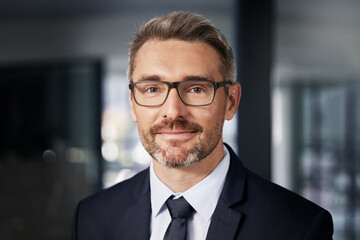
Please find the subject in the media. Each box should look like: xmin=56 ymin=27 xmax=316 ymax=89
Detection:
xmin=73 ymin=144 xmax=333 ymax=239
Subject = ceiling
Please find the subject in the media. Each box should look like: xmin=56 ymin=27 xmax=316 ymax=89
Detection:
xmin=0 ymin=0 xmax=233 ymax=19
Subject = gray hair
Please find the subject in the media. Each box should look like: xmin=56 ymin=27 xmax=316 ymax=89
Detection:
xmin=128 ymin=11 xmax=236 ymax=83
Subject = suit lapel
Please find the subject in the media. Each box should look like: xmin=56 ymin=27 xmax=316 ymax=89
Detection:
xmin=205 ymin=197 xmax=243 ymax=240
xmin=206 ymin=144 xmax=247 ymax=240
xmin=121 ymin=169 xmax=152 ymax=239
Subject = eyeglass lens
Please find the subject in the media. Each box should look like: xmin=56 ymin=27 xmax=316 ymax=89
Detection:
xmin=132 ymin=81 xmax=215 ymax=106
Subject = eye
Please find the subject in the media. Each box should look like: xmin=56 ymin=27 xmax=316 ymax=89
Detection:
xmin=135 ymin=82 xmax=164 ymax=94
xmin=190 ymin=87 xmax=204 ymax=93
xmin=183 ymin=83 xmax=211 ymax=95
xmin=145 ymin=86 xmax=159 ymax=93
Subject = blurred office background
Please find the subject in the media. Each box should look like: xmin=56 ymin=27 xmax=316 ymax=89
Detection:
xmin=0 ymin=0 xmax=359 ymax=239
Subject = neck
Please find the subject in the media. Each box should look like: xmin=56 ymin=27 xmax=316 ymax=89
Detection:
xmin=152 ymin=141 xmax=224 ymax=193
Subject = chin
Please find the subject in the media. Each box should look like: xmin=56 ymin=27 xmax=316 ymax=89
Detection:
xmin=152 ymin=148 xmax=202 ymax=168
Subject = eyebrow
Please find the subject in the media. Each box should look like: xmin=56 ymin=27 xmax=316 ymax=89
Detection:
xmin=134 ymin=75 xmax=215 ymax=83
xmin=184 ymin=76 xmax=215 ymax=82
xmin=135 ymin=75 xmax=161 ymax=82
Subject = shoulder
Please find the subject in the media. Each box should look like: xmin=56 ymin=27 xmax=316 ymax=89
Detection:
xmin=77 ymin=168 xmax=149 ymax=212
xmin=224 ymin=144 xmax=333 ymax=238
xmin=242 ymin=168 xmax=333 ymax=238
xmin=72 ymin=168 xmax=150 ymax=239
xmin=245 ymin=168 xmax=324 ymax=213
xmin=225 ymin=143 xmax=331 ymax=221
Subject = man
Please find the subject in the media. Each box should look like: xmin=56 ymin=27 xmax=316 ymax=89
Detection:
xmin=73 ymin=12 xmax=333 ymax=239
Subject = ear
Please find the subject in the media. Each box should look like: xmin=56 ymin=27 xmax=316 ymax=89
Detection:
xmin=225 ymin=82 xmax=241 ymax=120
xmin=129 ymin=89 xmax=138 ymax=123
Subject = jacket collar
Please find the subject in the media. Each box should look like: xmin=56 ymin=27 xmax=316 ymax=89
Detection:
xmin=221 ymin=143 xmax=246 ymax=206
xmin=206 ymin=143 xmax=246 ymax=240
xmin=121 ymin=169 xmax=152 ymax=239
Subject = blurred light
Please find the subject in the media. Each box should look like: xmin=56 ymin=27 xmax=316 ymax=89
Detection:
xmin=102 ymin=170 xmax=117 ymax=188
xmin=115 ymin=168 xmax=136 ymax=182
xmin=102 ymin=141 xmax=119 ymax=162
xmin=66 ymin=147 xmax=86 ymax=163
xmin=132 ymin=141 xmax=151 ymax=166
xmin=334 ymin=170 xmax=351 ymax=190
xmin=117 ymin=148 xmax=134 ymax=167
xmin=273 ymin=89 xmax=284 ymax=147
xmin=101 ymin=120 xmax=118 ymax=141
xmin=102 ymin=169 xmax=136 ymax=188
xmin=42 ymin=149 xmax=56 ymax=163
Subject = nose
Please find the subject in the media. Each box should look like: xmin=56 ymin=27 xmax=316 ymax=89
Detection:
xmin=161 ymin=88 xmax=188 ymax=119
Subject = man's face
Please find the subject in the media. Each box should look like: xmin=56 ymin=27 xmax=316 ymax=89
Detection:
xmin=129 ymin=39 xmax=238 ymax=168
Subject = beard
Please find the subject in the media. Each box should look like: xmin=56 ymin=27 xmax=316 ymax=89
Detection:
xmin=139 ymin=118 xmax=223 ymax=168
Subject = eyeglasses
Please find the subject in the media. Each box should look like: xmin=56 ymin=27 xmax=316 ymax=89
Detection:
xmin=129 ymin=79 xmax=232 ymax=107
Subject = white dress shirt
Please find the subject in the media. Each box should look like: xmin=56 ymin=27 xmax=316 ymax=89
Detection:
xmin=149 ymin=145 xmax=230 ymax=240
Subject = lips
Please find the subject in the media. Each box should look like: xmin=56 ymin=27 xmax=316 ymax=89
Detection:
xmin=158 ymin=129 xmax=198 ymax=134
xmin=156 ymin=130 xmax=197 ymax=143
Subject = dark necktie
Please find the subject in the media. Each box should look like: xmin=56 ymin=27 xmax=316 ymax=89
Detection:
xmin=164 ymin=196 xmax=195 ymax=240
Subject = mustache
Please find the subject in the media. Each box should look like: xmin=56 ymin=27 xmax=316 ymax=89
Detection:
xmin=149 ymin=119 xmax=203 ymax=135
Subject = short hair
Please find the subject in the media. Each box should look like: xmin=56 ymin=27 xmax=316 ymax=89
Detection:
xmin=128 ymin=11 xmax=236 ymax=83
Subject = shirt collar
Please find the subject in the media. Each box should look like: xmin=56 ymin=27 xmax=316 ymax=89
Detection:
xmin=150 ymin=145 xmax=230 ymax=221
xmin=150 ymin=163 xmax=174 ymax=217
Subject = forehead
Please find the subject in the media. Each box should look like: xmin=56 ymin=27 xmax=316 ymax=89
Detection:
xmin=132 ymin=39 xmax=222 ymax=82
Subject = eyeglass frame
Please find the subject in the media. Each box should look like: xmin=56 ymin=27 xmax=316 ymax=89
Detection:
xmin=128 ymin=79 xmax=233 ymax=107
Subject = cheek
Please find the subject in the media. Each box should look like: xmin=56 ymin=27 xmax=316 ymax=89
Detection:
xmin=193 ymin=107 xmax=225 ymax=129
xmin=134 ymin=108 xmax=158 ymax=129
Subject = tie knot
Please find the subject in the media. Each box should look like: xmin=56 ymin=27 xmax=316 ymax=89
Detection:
xmin=166 ymin=196 xmax=194 ymax=219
